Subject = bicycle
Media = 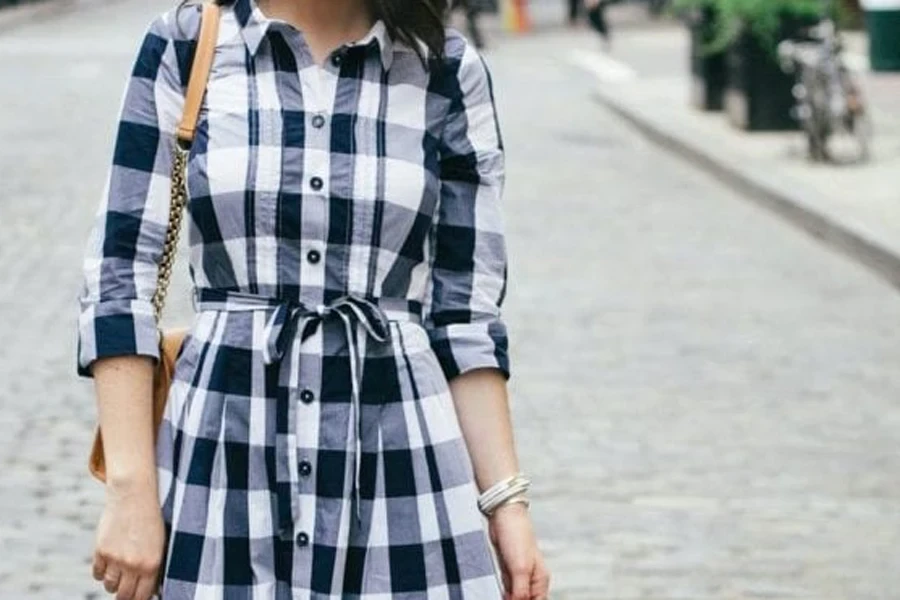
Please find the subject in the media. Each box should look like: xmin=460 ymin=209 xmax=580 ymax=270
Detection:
xmin=778 ymin=7 xmax=871 ymax=164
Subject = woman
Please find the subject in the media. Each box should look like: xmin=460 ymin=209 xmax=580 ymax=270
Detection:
xmin=76 ymin=0 xmax=549 ymax=598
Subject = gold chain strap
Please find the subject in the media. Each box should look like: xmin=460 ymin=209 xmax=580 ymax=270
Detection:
xmin=151 ymin=143 xmax=189 ymax=321
xmin=149 ymin=2 xmax=219 ymax=321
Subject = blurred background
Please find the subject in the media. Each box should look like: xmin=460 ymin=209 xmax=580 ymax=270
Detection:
xmin=1 ymin=0 xmax=899 ymax=598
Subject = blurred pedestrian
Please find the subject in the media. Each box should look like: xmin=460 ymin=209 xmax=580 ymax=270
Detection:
xmin=586 ymin=0 xmax=612 ymax=48
xmin=567 ymin=0 xmax=582 ymax=25
xmin=451 ymin=0 xmax=486 ymax=48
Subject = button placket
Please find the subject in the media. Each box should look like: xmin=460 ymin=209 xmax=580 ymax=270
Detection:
xmin=289 ymin=51 xmax=332 ymax=578
xmin=305 ymin=98 xmax=328 ymax=268
xmin=307 ymin=107 xmax=328 ymax=195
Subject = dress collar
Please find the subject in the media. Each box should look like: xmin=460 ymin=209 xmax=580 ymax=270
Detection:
xmin=233 ymin=0 xmax=395 ymax=70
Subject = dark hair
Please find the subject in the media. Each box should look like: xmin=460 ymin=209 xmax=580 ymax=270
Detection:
xmin=185 ymin=0 xmax=448 ymax=62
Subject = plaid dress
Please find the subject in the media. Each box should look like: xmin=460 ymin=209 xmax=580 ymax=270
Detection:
xmin=76 ymin=1 xmax=510 ymax=598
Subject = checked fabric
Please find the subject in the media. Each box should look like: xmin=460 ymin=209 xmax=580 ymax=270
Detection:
xmin=76 ymin=0 xmax=511 ymax=598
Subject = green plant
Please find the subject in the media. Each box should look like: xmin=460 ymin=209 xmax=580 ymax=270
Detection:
xmin=677 ymin=0 xmax=824 ymax=53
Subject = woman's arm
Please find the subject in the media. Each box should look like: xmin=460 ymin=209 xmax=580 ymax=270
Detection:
xmin=91 ymin=356 xmax=164 ymax=600
xmin=80 ymin=8 xmax=183 ymax=481
xmin=449 ymin=369 xmax=548 ymax=600
xmin=428 ymin=36 xmax=549 ymax=600
xmin=77 ymin=9 xmax=188 ymax=600
xmin=448 ymin=369 xmax=519 ymax=491
xmin=92 ymin=357 xmax=158 ymax=488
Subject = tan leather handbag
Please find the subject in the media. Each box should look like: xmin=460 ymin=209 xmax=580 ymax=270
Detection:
xmin=89 ymin=3 xmax=221 ymax=482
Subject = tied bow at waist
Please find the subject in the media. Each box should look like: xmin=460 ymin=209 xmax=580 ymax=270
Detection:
xmin=193 ymin=289 xmax=422 ymax=531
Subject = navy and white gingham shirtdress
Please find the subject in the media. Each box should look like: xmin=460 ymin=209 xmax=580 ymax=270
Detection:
xmin=77 ymin=0 xmax=510 ymax=598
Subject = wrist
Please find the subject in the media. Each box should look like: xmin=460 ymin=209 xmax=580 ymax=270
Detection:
xmin=105 ymin=467 xmax=157 ymax=495
xmin=488 ymin=498 xmax=529 ymax=520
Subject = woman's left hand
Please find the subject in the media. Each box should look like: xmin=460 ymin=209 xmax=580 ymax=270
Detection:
xmin=488 ymin=503 xmax=550 ymax=600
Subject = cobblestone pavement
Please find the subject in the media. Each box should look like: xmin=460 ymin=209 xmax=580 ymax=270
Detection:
xmin=1 ymin=2 xmax=899 ymax=599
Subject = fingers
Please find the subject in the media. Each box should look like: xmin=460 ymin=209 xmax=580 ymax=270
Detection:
xmin=508 ymin=561 xmax=531 ymax=600
xmin=135 ymin=574 xmax=160 ymax=600
xmin=116 ymin=572 xmax=138 ymax=600
xmin=531 ymin=554 xmax=551 ymax=600
xmin=95 ymin=555 xmax=161 ymax=600
xmin=92 ymin=553 xmax=107 ymax=582
xmin=103 ymin=565 xmax=122 ymax=594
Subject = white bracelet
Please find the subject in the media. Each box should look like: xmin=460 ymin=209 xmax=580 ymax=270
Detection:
xmin=480 ymin=481 xmax=530 ymax=516
xmin=477 ymin=474 xmax=531 ymax=517
xmin=479 ymin=475 xmax=526 ymax=511
xmin=479 ymin=474 xmax=519 ymax=508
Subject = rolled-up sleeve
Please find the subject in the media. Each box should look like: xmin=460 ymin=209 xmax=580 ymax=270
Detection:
xmin=77 ymin=14 xmax=183 ymax=377
xmin=427 ymin=39 xmax=510 ymax=381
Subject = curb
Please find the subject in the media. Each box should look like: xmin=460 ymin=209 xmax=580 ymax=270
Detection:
xmin=592 ymin=88 xmax=900 ymax=292
xmin=0 ymin=0 xmax=112 ymax=33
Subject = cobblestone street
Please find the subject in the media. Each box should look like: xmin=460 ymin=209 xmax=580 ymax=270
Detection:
xmin=1 ymin=2 xmax=899 ymax=598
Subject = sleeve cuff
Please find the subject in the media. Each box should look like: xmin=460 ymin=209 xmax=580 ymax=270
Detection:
xmin=427 ymin=319 xmax=510 ymax=382
xmin=77 ymin=299 xmax=160 ymax=378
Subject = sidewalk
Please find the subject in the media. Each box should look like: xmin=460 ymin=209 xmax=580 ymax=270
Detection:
xmin=562 ymin=18 xmax=900 ymax=289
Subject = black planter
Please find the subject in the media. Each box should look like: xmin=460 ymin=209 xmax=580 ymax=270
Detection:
xmin=724 ymin=17 xmax=817 ymax=131
xmin=689 ymin=6 xmax=728 ymax=111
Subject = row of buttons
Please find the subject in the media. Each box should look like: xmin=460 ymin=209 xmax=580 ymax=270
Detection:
xmin=299 ymin=58 xmax=329 ymax=552
xmin=294 ymin=387 xmax=315 ymax=548
xmin=295 ymin=388 xmax=315 ymax=545
xmin=295 ymin=457 xmax=313 ymax=548
xmin=292 ymin=49 xmax=343 ymax=556
xmin=309 ymin=93 xmax=328 ymax=263
xmin=296 ymin=387 xmax=315 ymax=548
xmin=309 ymin=56 xmax=331 ymax=192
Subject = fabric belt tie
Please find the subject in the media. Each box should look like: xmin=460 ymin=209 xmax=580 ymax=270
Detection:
xmin=193 ymin=289 xmax=404 ymax=532
xmin=262 ymin=295 xmax=390 ymax=529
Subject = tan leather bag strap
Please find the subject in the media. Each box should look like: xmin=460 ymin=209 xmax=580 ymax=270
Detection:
xmin=176 ymin=2 xmax=221 ymax=145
